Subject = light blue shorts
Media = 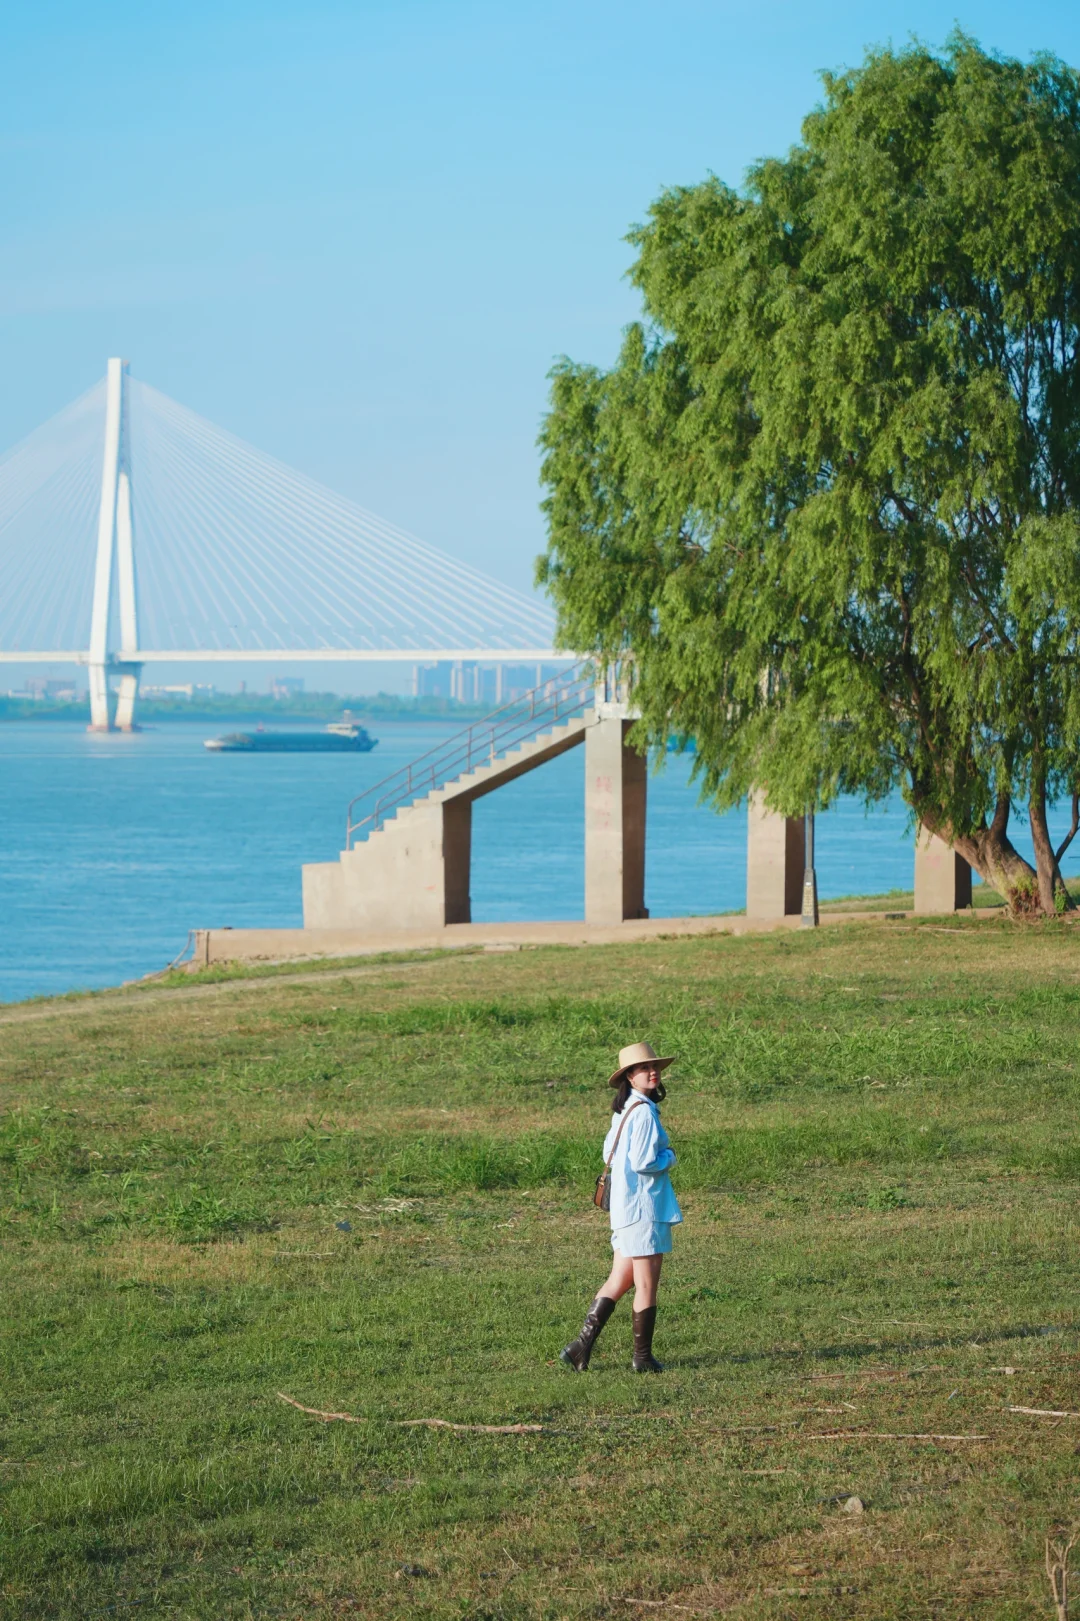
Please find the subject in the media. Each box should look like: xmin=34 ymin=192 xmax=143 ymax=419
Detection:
xmin=611 ymin=1219 xmax=674 ymax=1257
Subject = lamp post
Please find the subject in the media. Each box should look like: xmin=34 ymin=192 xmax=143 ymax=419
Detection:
xmin=801 ymin=810 xmax=819 ymax=928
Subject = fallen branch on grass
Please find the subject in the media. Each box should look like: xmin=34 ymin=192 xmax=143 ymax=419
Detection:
xmin=277 ymin=1393 xmax=365 ymax=1423
xmin=278 ymin=1394 xmax=992 ymax=1444
xmin=809 ymin=1367 xmax=942 ymax=1383
xmin=798 ymin=1430 xmax=990 ymax=1442
xmin=1008 ymin=1406 xmax=1080 ymax=1418
xmin=276 ymin=1392 xmax=547 ymax=1434
xmin=920 ymin=926 xmax=992 ymax=935
xmin=1046 ymin=1528 xmax=1079 ymax=1621
xmin=767 ymin=1587 xmax=860 ymax=1598
xmin=620 ymin=1602 xmax=707 ymax=1613
xmin=397 ymin=1418 xmax=548 ymax=1434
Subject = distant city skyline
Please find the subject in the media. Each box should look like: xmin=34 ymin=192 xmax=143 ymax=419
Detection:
xmin=3 ymin=0 xmax=1079 ymax=694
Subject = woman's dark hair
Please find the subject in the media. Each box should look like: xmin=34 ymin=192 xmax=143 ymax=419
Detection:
xmin=612 ymin=1074 xmax=666 ymax=1113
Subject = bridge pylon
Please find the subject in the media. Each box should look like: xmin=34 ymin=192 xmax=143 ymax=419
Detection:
xmin=88 ymin=358 xmax=141 ymax=731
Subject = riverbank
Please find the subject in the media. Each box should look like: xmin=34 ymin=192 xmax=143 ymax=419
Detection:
xmin=0 ymin=691 xmax=496 ymax=725
xmin=3 ymin=919 xmax=1078 ymax=1618
xmin=182 ymin=901 xmax=1003 ymax=971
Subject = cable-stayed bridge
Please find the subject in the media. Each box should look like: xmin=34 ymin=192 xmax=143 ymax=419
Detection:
xmin=0 ymin=359 xmax=563 ymax=729
xmin=0 ymin=362 xmax=976 ymax=939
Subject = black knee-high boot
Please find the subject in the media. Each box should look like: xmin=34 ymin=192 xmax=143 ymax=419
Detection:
xmin=632 ymin=1305 xmax=663 ymax=1372
xmin=560 ymin=1294 xmax=617 ymax=1371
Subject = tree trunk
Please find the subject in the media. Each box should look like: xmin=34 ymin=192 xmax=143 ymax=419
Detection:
xmin=923 ymin=794 xmax=1043 ymax=919
xmin=1029 ymin=784 xmax=1073 ymax=917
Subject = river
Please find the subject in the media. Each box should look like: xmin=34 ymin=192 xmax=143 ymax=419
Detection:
xmin=0 ymin=719 xmax=1061 ymax=1003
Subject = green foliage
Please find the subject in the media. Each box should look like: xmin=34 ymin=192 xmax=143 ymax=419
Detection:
xmin=540 ymin=34 xmax=1080 ymax=910
xmin=161 ymin=1185 xmax=272 ymax=1242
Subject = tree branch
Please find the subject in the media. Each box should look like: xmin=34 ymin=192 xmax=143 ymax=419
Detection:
xmin=1055 ymin=790 xmax=1079 ymax=864
xmin=960 ymin=561 xmax=1017 ymax=654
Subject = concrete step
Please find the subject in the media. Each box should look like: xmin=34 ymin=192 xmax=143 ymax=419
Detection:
xmin=303 ymin=698 xmax=646 ymax=933
xmin=429 ymin=713 xmax=594 ymax=801
xmin=423 ymin=730 xmax=568 ymax=802
xmin=344 ymin=711 xmax=596 ymax=851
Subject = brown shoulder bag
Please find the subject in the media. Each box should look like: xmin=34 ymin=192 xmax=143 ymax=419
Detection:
xmin=593 ymin=1099 xmax=646 ymax=1211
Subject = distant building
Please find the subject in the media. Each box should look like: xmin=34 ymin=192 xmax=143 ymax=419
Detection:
xmin=500 ymin=664 xmax=566 ymax=700
xmin=270 ymin=676 xmax=305 ymax=700
xmin=413 ymin=662 xmax=452 ymax=699
xmin=412 ymin=661 xmax=566 ymax=706
xmin=8 ymin=677 xmax=80 ymax=701
xmin=141 ymin=683 xmax=216 ymax=700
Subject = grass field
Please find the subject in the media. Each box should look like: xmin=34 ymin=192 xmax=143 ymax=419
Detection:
xmin=3 ymin=919 xmax=1080 ymax=1619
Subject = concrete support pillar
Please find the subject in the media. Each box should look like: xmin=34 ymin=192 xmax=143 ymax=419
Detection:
xmin=113 ymin=468 xmax=140 ymax=731
xmin=87 ymin=663 xmax=112 ymax=732
xmin=114 ymin=667 xmax=142 ymax=732
xmin=584 ymin=713 xmax=648 ymax=924
xmin=443 ymin=797 xmax=472 ymax=924
xmin=914 ymin=826 xmax=972 ymax=914
xmin=746 ymin=793 xmax=804 ymax=919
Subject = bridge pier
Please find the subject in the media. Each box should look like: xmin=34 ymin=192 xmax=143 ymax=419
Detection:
xmin=914 ymin=826 xmax=972 ymax=913
xmin=584 ymin=710 xmax=647 ymax=924
xmin=746 ymin=794 xmax=804 ymax=920
xmin=113 ymin=671 xmax=140 ymax=732
xmin=443 ymin=798 xmax=472 ymax=924
xmin=746 ymin=802 xmax=975 ymax=918
xmin=87 ymin=663 xmax=112 ymax=732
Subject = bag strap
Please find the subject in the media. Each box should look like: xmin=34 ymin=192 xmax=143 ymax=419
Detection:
xmin=604 ymin=1098 xmax=647 ymax=1169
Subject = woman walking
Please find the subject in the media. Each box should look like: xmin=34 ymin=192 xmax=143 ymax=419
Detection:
xmin=561 ymin=1041 xmax=682 ymax=1374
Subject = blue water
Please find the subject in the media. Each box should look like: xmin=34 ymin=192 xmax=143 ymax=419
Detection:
xmin=1 ymin=720 xmax=1074 ymax=1004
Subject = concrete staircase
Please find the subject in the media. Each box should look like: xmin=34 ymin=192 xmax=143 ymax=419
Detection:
xmin=303 ymin=710 xmax=598 ymax=930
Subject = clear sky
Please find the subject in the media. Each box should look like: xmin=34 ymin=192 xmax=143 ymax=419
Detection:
xmin=3 ymin=0 xmax=1079 ymax=690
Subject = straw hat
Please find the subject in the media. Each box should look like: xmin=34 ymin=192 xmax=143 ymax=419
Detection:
xmin=607 ymin=1040 xmax=675 ymax=1088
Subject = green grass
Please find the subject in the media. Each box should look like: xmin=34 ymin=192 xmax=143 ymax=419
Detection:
xmin=140 ymin=946 xmax=483 ymax=993
xmin=3 ymin=919 xmax=1080 ymax=1618
xmin=817 ymin=877 xmax=1080 ymax=914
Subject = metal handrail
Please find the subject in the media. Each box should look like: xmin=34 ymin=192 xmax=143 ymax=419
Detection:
xmin=346 ymin=661 xmax=595 ymax=847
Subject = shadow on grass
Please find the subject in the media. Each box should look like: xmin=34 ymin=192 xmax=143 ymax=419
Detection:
xmin=683 ymin=1318 xmax=1074 ymax=1371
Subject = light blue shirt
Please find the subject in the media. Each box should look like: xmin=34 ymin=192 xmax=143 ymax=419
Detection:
xmin=602 ymin=1091 xmax=683 ymax=1229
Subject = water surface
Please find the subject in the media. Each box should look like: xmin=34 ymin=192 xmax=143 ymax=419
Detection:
xmin=0 ymin=720 xmax=1066 ymax=1003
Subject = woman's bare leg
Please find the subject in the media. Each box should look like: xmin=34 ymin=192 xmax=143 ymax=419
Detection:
xmin=631 ymin=1254 xmax=663 ymax=1308
xmin=598 ymin=1252 xmax=635 ymax=1302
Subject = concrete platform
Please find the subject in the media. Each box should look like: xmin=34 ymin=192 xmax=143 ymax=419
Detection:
xmin=187 ymin=908 xmax=985 ymax=968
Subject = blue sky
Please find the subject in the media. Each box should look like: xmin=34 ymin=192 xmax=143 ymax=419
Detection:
xmin=3 ymin=0 xmax=1080 ymax=689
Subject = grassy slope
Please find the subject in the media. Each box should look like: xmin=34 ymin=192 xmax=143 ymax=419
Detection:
xmin=2 ymin=922 xmax=1080 ymax=1619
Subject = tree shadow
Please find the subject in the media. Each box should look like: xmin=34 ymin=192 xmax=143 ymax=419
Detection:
xmin=676 ymin=1319 xmax=1071 ymax=1370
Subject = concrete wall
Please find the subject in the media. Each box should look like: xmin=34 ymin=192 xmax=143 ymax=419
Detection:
xmin=303 ymin=802 xmax=455 ymax=931
xmin=746 ymin=794 xmax=804 ymax=919
xmin=193 ymin=908 xmax=940 ymax=969
xmin=914 ymin=826 xmax=972 ymax=914
xmin=584 ymin=714 xmax=647 ymax=924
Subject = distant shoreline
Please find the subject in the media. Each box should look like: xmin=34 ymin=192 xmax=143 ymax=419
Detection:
xmin=0 ymin=694 xmax=494 ymax=725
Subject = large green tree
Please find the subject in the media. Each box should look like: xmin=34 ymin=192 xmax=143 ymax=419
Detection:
xmin=539 ymin=35 xmax=1080 ymax=917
